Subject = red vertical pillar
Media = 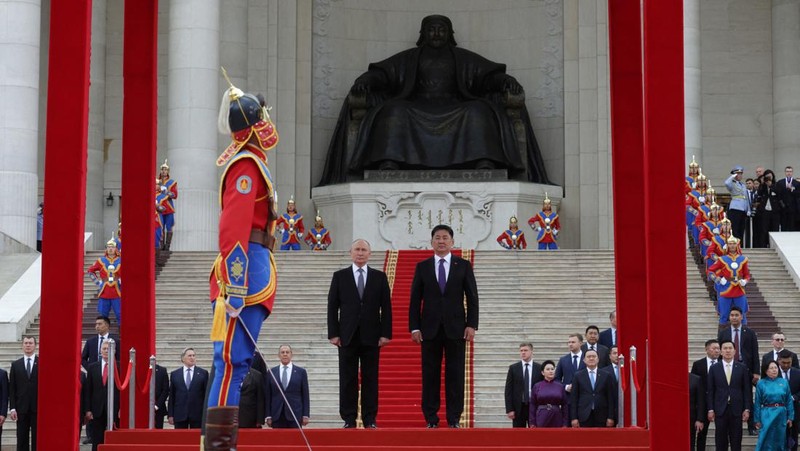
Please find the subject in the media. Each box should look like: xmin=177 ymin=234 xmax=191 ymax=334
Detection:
xmin=607 ymin=0 xmax=647 ymax=427
xmin=120 ymin=0 xmax=158 ymax=427
xmin=642 ymin=0 xmax=689 ymax=449
xmin=37 ymin=0 xmax=93 ymax=449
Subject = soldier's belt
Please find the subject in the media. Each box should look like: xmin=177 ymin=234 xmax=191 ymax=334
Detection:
xmin=250 ymin=228 xmax=276 ymax=251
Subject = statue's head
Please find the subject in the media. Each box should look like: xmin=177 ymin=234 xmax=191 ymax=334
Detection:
xmin=416 ymin=15 xmax=457 ymax=48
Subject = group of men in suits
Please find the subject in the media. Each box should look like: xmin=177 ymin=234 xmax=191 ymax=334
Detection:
xmin=690 ymin=306 xmax=800 ymax=451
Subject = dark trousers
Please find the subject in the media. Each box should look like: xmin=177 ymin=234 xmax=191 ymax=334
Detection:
xmin=714 ymin=409 xmax=743 ymax=451
xmin=174 ymin=419 xmax=202 ymax=429
xmin=88 ymin=415 xmax=107 ymax=451
xmin=512 ymin=403 xmax=529 ymax=428
xmin=421 ymin=325 xmax=466 ymax=426
xmin=154 ymin=414 xmax=165 ymax=429
xmin=578 ymin=408 xmax=610 ymax=428
xmin=692 ymin=418 xmax=710 ymax=451
xmin=789 ymin=412 xmax=800 ymax=451
xmin=338 ymin=329 xmax=380 ymax=425
xmin=728 ymin=209 xmax=747 ymax=243
xmin=755 ymin=210 xmax=780 ymax=248
xmin=271 ymin=408 xmax=300 ymax=429
xmin=782 ymin=210 xmax=796 ymax=232
xmin=16 ymin=412 xmax=37 ymax=451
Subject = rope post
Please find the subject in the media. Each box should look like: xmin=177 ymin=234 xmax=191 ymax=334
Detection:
xmin=629 ymin=345 xmax=637 ymax=427
xmin=617 ymin=354 xmax=625 ymax=427
xmin=107 ymin=339 xmax=116 ymax=431
xmin=149 ymin=355 xmax=156 ymax=429
xmin=129 ymin=348 xmax=136 ymax=429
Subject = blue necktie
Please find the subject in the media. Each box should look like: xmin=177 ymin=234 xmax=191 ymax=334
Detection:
xmin=590 ymin=370 xmax=596 ymax=389
xmin=438 ymin=259 xmax=446 ymax=294
xmin=572 ymin=354 xmax=578 ymax=370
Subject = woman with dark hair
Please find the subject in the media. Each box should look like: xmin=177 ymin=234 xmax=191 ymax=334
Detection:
xmin=754 ymin=360 xmax=794 ymax=450
xmin=755 ymin=169 xmax=781 ymax=248
xmin=529 ymin=360 xmax=568 ymax=427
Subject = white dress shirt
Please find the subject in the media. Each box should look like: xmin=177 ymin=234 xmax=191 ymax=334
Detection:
xmin=433 ymin=253 xmax=452 ymax=280
xmin=352 ymin=263 xmax=368 ymax=285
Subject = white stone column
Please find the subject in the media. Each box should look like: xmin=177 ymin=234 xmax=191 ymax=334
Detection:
xmin=684 ymin=0 xmax=702 ymax=167
xmin=0 ymin=0 xmax=41 ymax=248
xmin=772 ymin=0 xmax=800 ymax=169
xmin=86 ymin=0 xmax=107 ymax=249
xmin=167 ymin=0 xmax=220 ymax=251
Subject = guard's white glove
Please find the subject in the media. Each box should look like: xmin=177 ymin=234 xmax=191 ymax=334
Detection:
xmin=719 ymin=277 xmax=728 ymax=286
xmin=740 ymin=279 xmax=748 ymax=287
xmin=160 ymin=186 xmax=167 ymax=193
xmin=712 ymin=228 xmax=719 ymax=234
xmin=553 ymin=229 xmax=559 ymax=236
xmin=698 ymin=196 xmax=706 ymax=203
xmin=722 ymin=245 xmax=727 ymax=251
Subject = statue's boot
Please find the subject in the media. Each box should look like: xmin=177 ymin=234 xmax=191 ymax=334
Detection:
xmin=475 ymin=159 xmax=495 ymax=170
xmin=204 ymin=406 xmax=239 ymax=451
xmin=165 ymin=231 xmax=173 ymax=251
xmin=378 ymin=160 xmax=399 ymax=171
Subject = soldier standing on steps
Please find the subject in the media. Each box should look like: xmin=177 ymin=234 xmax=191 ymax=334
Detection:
xmin=497 ymin=215 xmax=526 ymax=250
xmin=528 ymin=194 xmax=560 ymax=250
xmin=276 ymin=197 xmax=304 ymax=251
xmin=157 ymin=159 xmax=178 ymax=251
xmin=707 ymin=235 xmax=751 ymax=327
xmin=87 ymin=237 xmax=123 ymax=325
xmin=305 ymin=211 xmax=331 ymax=251
xmin=204 ymin=75 xmax=279 ymax=451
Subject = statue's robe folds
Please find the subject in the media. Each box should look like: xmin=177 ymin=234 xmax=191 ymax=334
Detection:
xmin=319 ymin=46 xmax=551 ymax=185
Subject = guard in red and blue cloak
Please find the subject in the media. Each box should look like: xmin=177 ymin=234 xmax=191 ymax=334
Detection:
xmin=203 ymin=76 xmax=279 ymax=450
xmin=697 ymin=202 xmax=724 ymax=260
xmin=304 ymin=211 xmax=331 ymax=251
xmin=497 ymin=215 xmax=526 ymax=250
xmin=685 ymin=155 xmax=699 ymax=195
xmin=87 ymin=237 xmax=123 ymax=324
xmin=275 ymin=196 xmax=304 ymax=250
xmin=528 ymin=194 xmax=560 ymax=250
xmin=707 ymin=234 xmax=751 ymax=326
xmin=686 ymin=171 xmax=708 ymax=245
xmin=157 ymin=159 xmax=178 ymax=250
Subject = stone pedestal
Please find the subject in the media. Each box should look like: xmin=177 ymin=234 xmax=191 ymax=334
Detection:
xmin=312 ymin=177 xmax=562 ymax=251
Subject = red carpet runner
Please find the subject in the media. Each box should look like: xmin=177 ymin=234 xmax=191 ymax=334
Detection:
xmin=377 ymin=249 xmax=474 ymax=428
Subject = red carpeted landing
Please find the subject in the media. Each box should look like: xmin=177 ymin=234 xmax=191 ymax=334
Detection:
xmin=378 ymin=249 xmax=474 ymax=428
xmin=101 ymin=428 xmax=650 ymax=450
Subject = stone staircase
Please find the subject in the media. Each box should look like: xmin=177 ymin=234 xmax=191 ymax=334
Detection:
xmin=1 ymin=247 xmax=799 ymax=447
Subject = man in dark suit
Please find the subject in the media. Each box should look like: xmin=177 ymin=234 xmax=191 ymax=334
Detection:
xmin=689 ymin=372 xmax=705 ymax=449
xmin=598 ymin=310 xmax=616 ymax=349
xmin=266 ymin=345 xmax=310 ymax=428
xmin=777 ymin=166 xmax=799 ymax=231
xmin=569 ymin=350 xmax=615 ymax=427
xmin=718 ymin=306 xmax=759 ymax=435
xmin=153 ymin=364 xmax=169 ymax=429
xmin=9 ymin=335 xmax=38 ymax=451
xmin=238 ymin=367 xmax=265 ymax=428
xmin=779 ymin=349 xmax=800 ymax=451
xmin=555 ymin=333 xmax=586 ymax=394
xmin=690 ymin=339 xmax=721 ymax=450
xmin=167 ymin=348 xmax=208 ymax=429
xmin=581 ymin=325 xmax=610 ymax=368
xmin=504 ymin=342 xmax=543 ymax=428
xmin=0 ymin=366 xmax=7 ymax=442
xmin=81 ymin=316 xmax=120 ymax=371
xmin=761 ymin=332 xmax=799 ymax=377
xmin=82 ymin=341 xmax=119 ymax=451
xmin=327 ymin=238 xmax=392 ymax=428
xmin=707 ymin=340 xmax=752 ymax=451
xmin=599 ymin=345 xmax=621 ymax=421
xmin=409 ymin=224 xmax=479 ymax=428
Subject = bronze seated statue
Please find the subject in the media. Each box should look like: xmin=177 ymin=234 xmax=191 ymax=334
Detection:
xmin=318 ymin=14 xmax=550 ymax=186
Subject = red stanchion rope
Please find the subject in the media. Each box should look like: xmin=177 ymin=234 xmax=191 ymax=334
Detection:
xmin=629 ymin=357 xmax=642 ymax=392
xmin=138 ymin=365 xmax=153 ymax=395
xmin=115 ymin=360 xmax=133 ymax=391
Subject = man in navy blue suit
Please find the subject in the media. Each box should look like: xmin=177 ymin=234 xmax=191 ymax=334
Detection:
xmin=555 ymin=333 xmax=586 ymax=395
xmin=569 ymin=350 xmax=615 ymax=428
xmin=80 ymin=316 xmax=120 ymax=371
xmin=168 ymin=348 xmax=208 ymax=429
xmin=266 ymin=345 xmax=310 ymax=428
xmin=598 ymin=310 xmax=616 ymax=349
xmin=409 ymin=225 xmax=479 ymax=428
xmin=779 ymin=349 xmax=800 ymax=451
xmin=707 ymin=340 xmax=752 ymax=451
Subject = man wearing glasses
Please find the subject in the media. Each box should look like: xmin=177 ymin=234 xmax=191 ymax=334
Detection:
xmin=761 ymin=333 xmax=799 ymax=377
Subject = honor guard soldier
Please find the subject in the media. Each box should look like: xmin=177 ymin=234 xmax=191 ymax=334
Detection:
xmin=686 ymin=171 xmax=708 ymax=246
xmin=706 ymin=218 xmax=739 ymax=267
xmin=157 ymin=159 xmax=178 ymax=250
xmin=686 ymin=155 xmax=700 ymax=195
xmin=276 ymin=196 xmax=305 ymax=251
xmin=205 ymin=72 xmax=279 ymax=450
xmin=528 ymin=194 xmax=560 ymax=250
xmin=698 ymin=202 xmax=725 ymax=260
xmin=305 ymin=211 xmax=331 ymax=251
xmin=497 ymin=215 xmax=526 ymax=250
xmin=708 ymin=234 xmax=751 ymax=326
xmin=87 ymin=236 xmax=123 ymax=325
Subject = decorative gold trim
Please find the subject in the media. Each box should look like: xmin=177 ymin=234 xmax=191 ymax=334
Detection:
xmin=384 ymin=249 xmax=399 ymax=292
xmin=461 ymin=249 xmax=473 ymax=428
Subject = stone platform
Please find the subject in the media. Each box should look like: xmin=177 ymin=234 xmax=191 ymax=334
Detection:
xmin=311 ymin=177 xmax=562 ymax=251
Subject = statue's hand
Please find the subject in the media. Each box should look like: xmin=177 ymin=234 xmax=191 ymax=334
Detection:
xmin=503 ymin=77 xmax=523 ymax=95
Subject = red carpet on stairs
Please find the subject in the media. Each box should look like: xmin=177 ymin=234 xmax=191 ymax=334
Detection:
xmin=377 ymin=249 xmax=474 ymax=428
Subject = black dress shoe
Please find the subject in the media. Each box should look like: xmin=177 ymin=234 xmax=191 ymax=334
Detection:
xmin=448 ymin=423 xmax=461 ymax=428
xmin=343 ymin=422 xmax=356 ymax=428
xmin=426 ymin=423 xmax=438 ymax=428
xmin=365 ymin=423 xmax=377 ymax=429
